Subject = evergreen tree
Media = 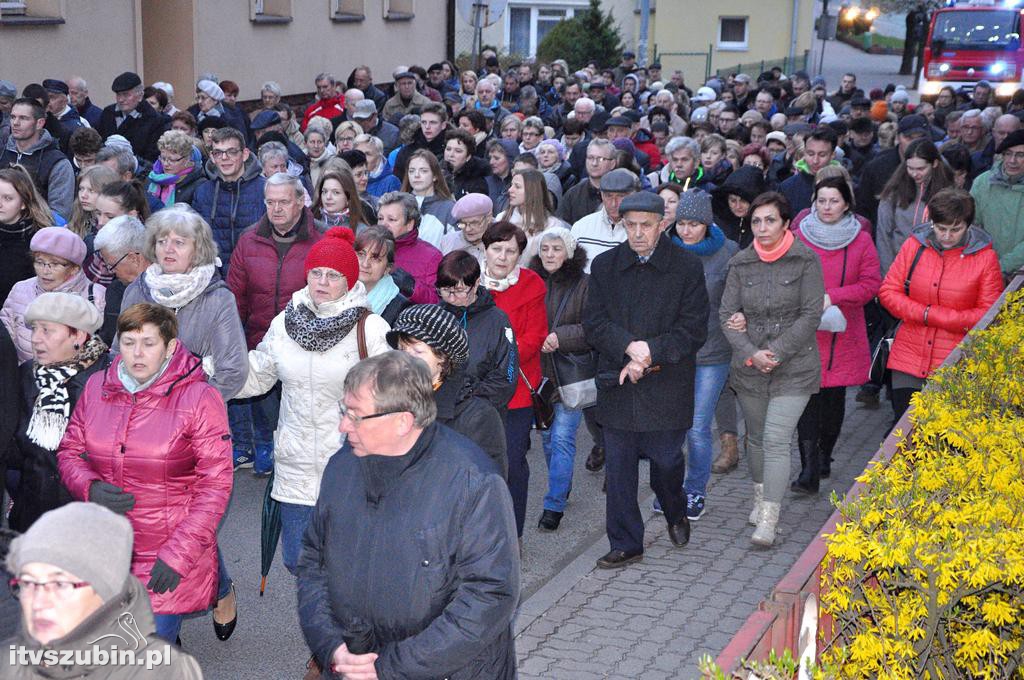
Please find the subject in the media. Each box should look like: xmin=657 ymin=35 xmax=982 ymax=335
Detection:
xmin=536 ymin=0 xmax=624 ymax=70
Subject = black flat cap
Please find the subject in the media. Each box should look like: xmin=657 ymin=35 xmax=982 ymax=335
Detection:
xmin=42 ymin=79 xmax=68 ymax=95
xmin=111 ymin=72 xmax=142 ymax=93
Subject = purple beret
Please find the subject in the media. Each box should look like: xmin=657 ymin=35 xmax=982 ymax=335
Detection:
xmin=30 ymin=227 xmax=87 ymax=266
xmin=451 ymin=193 xmax=493 ymax=220
xmin=538 ymin=138 xmax=567 ymax=160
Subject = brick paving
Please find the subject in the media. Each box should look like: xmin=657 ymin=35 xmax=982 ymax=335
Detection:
xmin=514 ymin=392 xmax=894 ymax=680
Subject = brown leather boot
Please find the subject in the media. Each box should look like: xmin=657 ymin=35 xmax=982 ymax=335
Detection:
xmin=711 ymin=433 xmax=739 ymax=473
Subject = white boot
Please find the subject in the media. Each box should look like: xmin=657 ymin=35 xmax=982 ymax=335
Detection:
xmin=751 ymin=501 xmax=781 ymax=547
xmin=748 ymin=483 xmax=764 ymax=525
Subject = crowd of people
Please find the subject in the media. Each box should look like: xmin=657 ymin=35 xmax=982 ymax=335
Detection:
xmin=0 ymin=49 xmax=1020 ymax=678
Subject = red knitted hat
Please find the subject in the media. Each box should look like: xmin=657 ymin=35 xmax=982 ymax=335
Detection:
xmin=304 ymin=227 xmax=359 ymax=286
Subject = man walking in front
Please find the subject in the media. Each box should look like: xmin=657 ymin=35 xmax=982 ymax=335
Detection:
xmin=297 ymin=351 xmax=519 ymax=679
xmin=584 ymin=192 xmax=709 ymax=568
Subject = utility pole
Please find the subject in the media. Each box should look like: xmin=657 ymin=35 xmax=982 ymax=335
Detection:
xmin=638 ymin=0 xmax=650 ymax=67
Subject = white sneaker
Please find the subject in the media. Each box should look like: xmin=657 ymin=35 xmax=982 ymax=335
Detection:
xmin=748 ymin=483 xmax=764 ymax=525
xmin=751 ymin=501 xmax=780 ymax=547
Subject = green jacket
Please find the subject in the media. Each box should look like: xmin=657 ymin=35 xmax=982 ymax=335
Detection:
xmin=970 ymin=162 xmax=1024 ymax=275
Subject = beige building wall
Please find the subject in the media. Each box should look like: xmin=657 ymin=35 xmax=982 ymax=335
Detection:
xmin=653 ymin=0 xmax=813 ymax=87
xmin=0 ymin=1 xmax=140 ymax=108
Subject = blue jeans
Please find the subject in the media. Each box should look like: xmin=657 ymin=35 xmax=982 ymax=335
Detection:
xmin=216 ymin=547 xmax=233 ymax=600
xmin=154 ymin=614 xmax=183 ymax=643
xmin=280 ymin=502 xmax=314 ymax=575
xmin=541 ymin=403 xmax=583 ymax=512
xmin=228 ymin=385 xmax=281 ymax=471
xmin=684 ymin=363 xmax=731 ymax=497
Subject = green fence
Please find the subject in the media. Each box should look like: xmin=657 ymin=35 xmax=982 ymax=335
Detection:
xmin=652 ymin=45 xmax=713 ymax=88
xmin=714 ymin=52 xmax=810 ymax=79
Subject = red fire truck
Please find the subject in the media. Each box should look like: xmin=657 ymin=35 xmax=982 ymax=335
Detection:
xmin=920 ymin=0 xmax=1024 ymax=101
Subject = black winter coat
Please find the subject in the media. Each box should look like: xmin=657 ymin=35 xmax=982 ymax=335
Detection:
xmin=0 ymin=327 xmax=20 ymax=509
xmin=712 ymin=166 xmax=766 ymax=248
xmin=583 ymin=235 xmax=709 ymax=432
xmin=448 ymin=156 xmax=491 ymax=200
xmin=441 ymin=289 xmax=517 ymax=411
xmin=393 ymin=130 xmax=446 ymax=181
xmin=297 ymin=423 xmax=519 ymax=680
xmin=856 ymin=147 xmax=901 ymax=228
xmin=529 ymin=249 xmax=592 ymax=388
xmin=435 ymin=371 xmax=507 ymax=479
xmin=8 ymin=355 xmax=110 ymax=532
xmin=379 ymin=292 xmax=413 ymax=327
xmin=97 ymin=100 xmax=169 ymax=162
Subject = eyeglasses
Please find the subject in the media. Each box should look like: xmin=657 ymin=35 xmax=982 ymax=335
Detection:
xmin=457 ymin=218 xmax=490 ymax=231
xmin=9 ymin=577 xmax=90 ymax=599
xmin=338 ymin=405 xmax=404 ymax=426
xmin=309 ymin=269 xmax=345 ymax=282
xmin=210 ymin=147 xmax=243 ymax=158
xmin=437 ymin=284 xmax=473 ymax=297
xmin=586 ymin=155 xmax=616 ymax=163
xmin=103 ymin=251 xmax=132 ymax=271
xmin=33 ymin=259 xmax=69 ymax=271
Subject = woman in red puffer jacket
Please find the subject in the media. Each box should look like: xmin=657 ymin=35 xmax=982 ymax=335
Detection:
xmin=58 ymin=303 xmax=232 ymax=644
xmin=879 ymin=188 xmax=1003 ymax=421
xmin=481 ymin=220 xmax=548 ymax=540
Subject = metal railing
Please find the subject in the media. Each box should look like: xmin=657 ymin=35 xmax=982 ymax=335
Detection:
xmin=713 ymin=272 xmax=1024 ymax=676
xmin=714 ymin=52 xmax=810 ymax=79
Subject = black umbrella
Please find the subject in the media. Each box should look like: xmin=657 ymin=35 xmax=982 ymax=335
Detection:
xmin=259 ymin=472 xmax=281 ymax=596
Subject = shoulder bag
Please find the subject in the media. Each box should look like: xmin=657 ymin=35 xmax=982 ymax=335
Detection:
xmin=549 ymin=279 xmax=597 ymax=410
xmin=869 ymin=243 xmax=926 ymax=384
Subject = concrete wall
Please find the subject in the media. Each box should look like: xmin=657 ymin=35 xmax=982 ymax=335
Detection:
xmin=0 ymin=1 xmax=140 ymax=107
xmin=192 ymin=1 xmax=448 ymax=102
xmin=653 ymin=0 xmax=814 ymax=86
xmin=140 ymin=0 xmax=194 ymax=106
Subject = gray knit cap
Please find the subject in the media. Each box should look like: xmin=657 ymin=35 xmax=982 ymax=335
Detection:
xmin=386 ymin=305 xmax=470 ymax=368
xmin=675 ymin=189 xmax=714 ymax=226
xmin=6 ymin=502 xmax=134 ymax=602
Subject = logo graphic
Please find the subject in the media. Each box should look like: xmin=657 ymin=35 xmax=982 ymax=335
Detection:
xmin=89 ymin=612 xmax=147 ymax=650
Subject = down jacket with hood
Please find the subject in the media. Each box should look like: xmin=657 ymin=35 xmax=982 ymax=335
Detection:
xmin=880 ymin=223 xmax=1003 ymax=379
xmin=235 ymin=284 xmax=390 ymax=506
xmin=57 ymin=343 xmax=233 ymax=615
xmin=118 ymin=270 xmax=248 ymax=401
xmin=1 ymin=576 xmax=203 ymax=679
xmin=1 ymin=271 xmax=106 ymax=363
xmin=447 ymin=156 xmax=491 ymax=200
xmin=227 ymin=208 xmax=323 ymax=350
xmin=712 ymin=165 xmax=767 ymax=248
xmin=191 ymin=154 xmax=267 ymax=267
xmin=441 ymin=288 xmax=518 ymax=412
xmin=394 ymin=228 xmax=443 ymax=304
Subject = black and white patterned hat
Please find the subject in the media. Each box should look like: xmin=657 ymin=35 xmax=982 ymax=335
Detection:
xmin=385 ymin=305 xmax=470 ymax=368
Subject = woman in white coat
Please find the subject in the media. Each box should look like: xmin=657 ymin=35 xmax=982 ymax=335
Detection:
xmin=235 ymin=227 xmax=389 ymax=573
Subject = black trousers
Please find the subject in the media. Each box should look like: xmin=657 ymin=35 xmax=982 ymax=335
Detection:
xmin=891 ymin=387 xmax=919 ymax=424
xmin=796 ymin=386 xmax=847 ymax=460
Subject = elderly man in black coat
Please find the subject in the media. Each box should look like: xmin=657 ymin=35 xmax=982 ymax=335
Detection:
xmin=97 ymin=72 xmax=169 ymax=162
xmin=583 ymin=191 xmax=709 ymax=569
xmin=297 ymin=351 xmax=519 ymax=680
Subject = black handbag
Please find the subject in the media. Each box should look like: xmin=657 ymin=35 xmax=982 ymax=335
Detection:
xmin=549 ymin=279 xmax=597 ymax=409
xmin=869 ymin=244 xmax=926 ymax=384
xmin=519 ymin=368 xmax=556 ymax=430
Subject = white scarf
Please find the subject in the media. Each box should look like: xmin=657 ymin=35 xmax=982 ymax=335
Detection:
xmin=144 ymin=263 xmax=215 ymax=309
xmin=482 ymin=265 xmax=520 ymax=292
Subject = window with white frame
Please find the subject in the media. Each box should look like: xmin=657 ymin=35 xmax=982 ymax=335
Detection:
xmin=333 ymin=0 xmax=364 ymax=20
xmin=507 ymin=2 xmax=586 ymax=57
xmin=251 ymin=0 xmax=292 ymax=22
xmin=718 ymin=16 xmax=748 ymax=51
xmin=384 ymin=0 xmax=413 ymax=20
xmin=0 ymin=1 xmax=26 ymax=15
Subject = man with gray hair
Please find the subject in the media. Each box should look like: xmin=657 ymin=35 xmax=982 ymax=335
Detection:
xmin=97 ymin=71 xmax=168 ymax=162
xmin=972 ymin=113 xmax=1021 ymax=176
xmin=377 ymin=191 xmax=442 ymax=304
xmin=298 ymin=350 xmax=519 ymax=680
xmin=352 ymin=101 xmax=400 ymax=155
xmin=302 ymin=72 xmax=346 ymax=131
xmin=93 ymin=215 xmax=150 ymax=343
xmin=66 ymin=76 xmax=102 ymax=128
xmin=557 ymin=137 xmax=618 ymax=225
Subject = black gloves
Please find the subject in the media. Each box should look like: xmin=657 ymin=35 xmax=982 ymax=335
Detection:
xmin=391 ymin=268 xmax=415 ymax=299
xmin=89 ymin=481 xmax=136 ymax=514
xmin=147 ymin=559 xmax=182 ymax=594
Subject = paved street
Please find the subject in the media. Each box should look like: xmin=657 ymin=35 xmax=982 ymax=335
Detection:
xmin=810 ymin=34 xmax=914 ymax=94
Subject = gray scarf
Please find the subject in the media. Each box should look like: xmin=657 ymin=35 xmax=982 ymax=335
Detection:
xmin=799 ymin=208 xmax=862 ymax=251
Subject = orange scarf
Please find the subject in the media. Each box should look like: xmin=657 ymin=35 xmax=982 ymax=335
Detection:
xmin=753 ymin=229 xmax=795 ymax=263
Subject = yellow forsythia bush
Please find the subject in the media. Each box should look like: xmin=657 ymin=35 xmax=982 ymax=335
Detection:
xmin=819 ymin=289 xmax=1024 ymax=678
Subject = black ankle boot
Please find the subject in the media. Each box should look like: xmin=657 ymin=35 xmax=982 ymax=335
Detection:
xmin=791 ymin=439 xmax=820 ymax=494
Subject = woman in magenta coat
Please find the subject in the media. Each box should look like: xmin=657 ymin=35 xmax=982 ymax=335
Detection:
xmin=791 ymin=176 xmax=881 ymax=493
xmin=482 ymin=220 xmax=548 ymax=539
xmin=58 ymin=303 xmax=233 ymax=643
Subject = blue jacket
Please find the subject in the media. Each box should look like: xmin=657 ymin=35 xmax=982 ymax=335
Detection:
xmin=367 ymin=159 xmax=401 ymax=197
xmin=191 ymin=155 xmax=266 ymax=268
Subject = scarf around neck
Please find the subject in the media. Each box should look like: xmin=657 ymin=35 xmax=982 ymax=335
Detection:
xmin=144 ymin=263 xmax=215 ymax=309
xmin=753 ymin=229 xmax=795 ymax=263
xmin=482 ymin=265 xmax=521 ymax=292
xmin=118 ymin=355 xmax=172 ymax=394
xmin=366 ymin=275 xmax=400 ymax=315
xmin=27 ymin=335 xmax=108 ymax=450
xmin=284 ymin=299 xmax=363 ymax=352
xmin=799 ymin=208 xmax=862 ymax=251
xmin=147 ymin=159 xmax=194 ymax=206
xmin=673 ymin=224 xmax=726 ymax=257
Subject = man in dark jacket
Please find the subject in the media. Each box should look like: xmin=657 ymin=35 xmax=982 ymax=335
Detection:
xmin=393 ymin=102 xmax=448 ymax=180
xmin=192 ymin=127 xmax=267 ymax=268
xmin=856 ymin=115 xmax=930 ymax=227
xmin=779 ymin=127 xmax=838 ymax=214
xmin=297 ymin=351 xmax=519 ymax=680
xmin=0 ymin=98 xmax=74 ymax=218
xmin=67 ymin=76 xmax=103 ymax=128
xmin=583 ymin=192 xmax=709 ymax=569
xmin=351 ymin=100 xmax=400 ymax=155
xmin=97 ymin=72 xmax=168 ymax=162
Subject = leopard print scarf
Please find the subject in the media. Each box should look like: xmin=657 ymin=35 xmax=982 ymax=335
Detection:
xmin=283 ymin=301 xmax=364 ymax=353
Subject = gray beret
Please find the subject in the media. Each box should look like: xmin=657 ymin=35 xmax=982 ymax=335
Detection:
xmin=24 ymin=292 xmax=103 ymax=335
xmin=676 ymin=189 xmax=714 ymax=226
xmin=599 ymin=168 xmax=640 ymax=193
xmin=619 ymin=191 xmax=665 ymax=217
xmin=7 ymin=503 xmax=134 ymax=603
